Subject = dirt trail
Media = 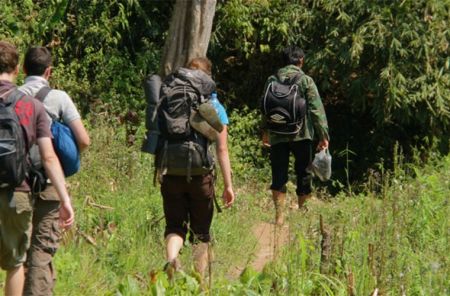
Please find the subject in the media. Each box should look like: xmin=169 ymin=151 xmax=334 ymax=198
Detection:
xmin=228 ymin=221 xmax=290 ymax=278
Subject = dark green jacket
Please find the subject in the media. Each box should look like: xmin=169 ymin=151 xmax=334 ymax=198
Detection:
xmin=261 ymin=65 xmax=329 ymax=145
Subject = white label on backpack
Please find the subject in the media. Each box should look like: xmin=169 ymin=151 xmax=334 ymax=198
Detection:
xmin=270 ymin=114 xmax=286 ymax=124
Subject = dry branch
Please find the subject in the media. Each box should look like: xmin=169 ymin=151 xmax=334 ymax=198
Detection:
xmin=347 ymin=269 xmax=356 ymax=296
xmin=320 ymin=214 xmax=332 ymax=273
xmin=77 ymin=229 xmax=97 ymax=247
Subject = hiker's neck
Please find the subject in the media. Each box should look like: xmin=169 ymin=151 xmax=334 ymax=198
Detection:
xmin=0 ymin=68 xmax=18 ymax=83
xmin=0 ymin=73 xmax=17 ymax=83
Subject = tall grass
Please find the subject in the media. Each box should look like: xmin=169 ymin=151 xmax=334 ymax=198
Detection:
xmin=54 ymin=117 xmax=266 ymax=295
xmin=261 ymin=151 xmax=450 ymax=295
xmin=1 ymin=116 xmax=447 ymax=295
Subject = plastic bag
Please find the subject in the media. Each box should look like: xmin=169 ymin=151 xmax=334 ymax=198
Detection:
xmin=310 ymin=148 xmax=332 ymax=181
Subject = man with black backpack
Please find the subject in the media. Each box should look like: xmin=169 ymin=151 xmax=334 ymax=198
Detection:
xmin=0 ymin=41 xmax=74 ymax=296
xmin=154 ymin=57 xmax=234 ymax=281
xmin=19 ymin=46 xmax=90 ymax=296
xmin=260 ymin=46 xmax=329 ymax=225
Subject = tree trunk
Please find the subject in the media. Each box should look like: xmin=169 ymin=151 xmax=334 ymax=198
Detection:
xmin=160 ymin=0 xmax=216 ymax=77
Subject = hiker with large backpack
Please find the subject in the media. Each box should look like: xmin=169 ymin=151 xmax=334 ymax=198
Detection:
xmin=150 ymin=57 xmax=235 ymax=281
xmin=0 ymin=41 xmax=74 ymax=296
xmin=19 ymin=46 xmax=90 ymax=296
xmin=260 ymin=46 xmax=329 ymax=225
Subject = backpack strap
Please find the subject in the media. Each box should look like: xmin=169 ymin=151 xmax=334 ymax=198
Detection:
xmin=34 ymin=86 xmax=58 ymax=121
xmin=6 ymin=88 xmax=25 ymax=109
xmin=158 ymin=140 xmax=169 ymax=183
xmin=187 ymin=141 xmax=193 ymax=182
xmin=34 ymin=86 xmax=52 ymax=102
xmin=291 ymin=72 xmax=304 ymax=96
xmin=291 ymin=72 xmax=303 ymax=84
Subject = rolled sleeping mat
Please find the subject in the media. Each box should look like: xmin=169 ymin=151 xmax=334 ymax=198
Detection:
xmin=198 ymin=102 xmax=224 ymax=133
xmin=141 ymin=74 xmax=162 ymax=154
xmin=141 ymin=130 xmax=160 ymax=154
xmin=143 ymin=74 xmax=162 ymax=130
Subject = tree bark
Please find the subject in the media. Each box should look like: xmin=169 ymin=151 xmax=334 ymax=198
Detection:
xmin=160 ymin=0 xmax=216 ymax=77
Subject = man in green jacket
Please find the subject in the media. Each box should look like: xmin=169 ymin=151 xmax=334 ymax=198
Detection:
xmin=261 ymin=46 xmax=329 ymax=225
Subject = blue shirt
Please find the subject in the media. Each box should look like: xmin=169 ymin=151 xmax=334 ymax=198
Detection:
xmin=211 ymin=92 xmax=229 ymax=125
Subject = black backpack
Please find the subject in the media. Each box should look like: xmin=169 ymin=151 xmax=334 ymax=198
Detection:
xmin=155 ymin=68 xmax=216 ymax=180
xmin=261 ymin=74 xmax=307 ymax=135
xmin=0 ymin=89 xmax=28 ymax=188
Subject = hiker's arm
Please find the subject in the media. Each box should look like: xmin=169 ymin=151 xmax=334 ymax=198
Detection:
xmin=37 ymin=137 xmax=74 ymax=228
xmin=304 ymin=76 xmax=329 ymax=148
xmin=216 ymin=126 xmax=235 ymax=207
xmin=262 ymin=130 xmax=270 ymax=147
xmin=68 ymin=119 xmax=90 ymax=152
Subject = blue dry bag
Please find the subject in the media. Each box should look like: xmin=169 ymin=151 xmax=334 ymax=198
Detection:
xmin=51 ymin=121 xmax=80 ymax=177
xmin=34 ymin=86 xmax=80 ymax=177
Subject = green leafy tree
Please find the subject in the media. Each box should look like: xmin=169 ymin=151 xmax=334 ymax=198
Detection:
xmin=211 ymin=0 xmax=450 ymax=180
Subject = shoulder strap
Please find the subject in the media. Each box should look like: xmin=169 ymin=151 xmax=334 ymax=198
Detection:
xmin=6 ymin=88 xmax=25 ymax=109
xmin=34 ymin=86 xmax=58 ymax=121
xmin=290 ymin=72 xmax=303 ymax=85
xmin=35 ymin=86 xmax=52 ymax=102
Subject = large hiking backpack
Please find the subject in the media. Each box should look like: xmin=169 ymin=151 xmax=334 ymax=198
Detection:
xmin=155 ymin=68 xmax=216 ymax=179
xmin=261 ymin=74 xmax=307 ymax=135
xmin=0 ymin=89 xmax=28 ymax=188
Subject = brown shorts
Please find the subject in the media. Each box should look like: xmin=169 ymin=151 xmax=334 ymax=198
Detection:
xmin=0 ymin=190 xmax=33 ymax=270
xmin=161 ymin=174 xmax=214 ymax=243
xmin=24 ymin=186 xmax=61 ymax=296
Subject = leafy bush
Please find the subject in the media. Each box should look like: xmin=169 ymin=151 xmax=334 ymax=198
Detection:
xmin=211 ymin=0 xmax=450 ymax=182
xmin=228 ymin=107 xmax=271 ymax=185
xmin=0 ymin=0 xmax=170 ymax=119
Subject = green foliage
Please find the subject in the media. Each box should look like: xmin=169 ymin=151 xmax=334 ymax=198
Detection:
xmin=228 ymin=107 xmax=271 ymax=185
xmin=286 ymin=153 xmax=450 ymax=295
xmin=0 ymin=116 xmax=446 ymax=295
xmin=2 ymin=0 xmax=449 ymax=185
xmin=214 ymin=0 xmax=450 ymax=128
xmin=1 ymin=3 xmax=449 ymax=293
xmin=212 ymin=0 xmax=450 ymax=182
xmin=48 ymin=118 xmax=265 ymax=295
xmin=0 ymin=0 xmax=171 ymax=119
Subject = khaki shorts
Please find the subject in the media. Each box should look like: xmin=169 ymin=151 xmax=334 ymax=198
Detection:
xmin=24 ymin=192 xmax=61 ymax=296
xmin=0 ymin=190 xmax=33 ymax=270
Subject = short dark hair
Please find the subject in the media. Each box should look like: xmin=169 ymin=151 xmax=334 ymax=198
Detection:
xmin=24 ymin=47 xmax=52 ymax=76
xmin=283 ymin=46 xmax=305 ymax=65
xmin=0 ymin=41 xmax=19 ymax=74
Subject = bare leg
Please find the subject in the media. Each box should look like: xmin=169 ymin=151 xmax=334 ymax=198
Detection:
xmin=165 ymin=233 xmax=184 ymax=262
xmin=298 ymin=193 xmax=311 ymax=208
xmin=5 ymin=265 xmax=24 ymax=296
xmin=272 ymin=190 xmax=286 ymax=225
xmin=192 ymin=242 xmax=209 ymax=278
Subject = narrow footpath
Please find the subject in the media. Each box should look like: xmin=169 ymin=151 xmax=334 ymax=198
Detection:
xmin=228 ymin=221 xmax=290 ymax=279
